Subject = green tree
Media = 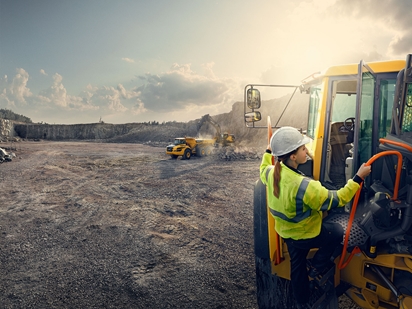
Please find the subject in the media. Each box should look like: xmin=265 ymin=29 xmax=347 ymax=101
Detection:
xmin=0 ymin=109 xmax=32 ymax=123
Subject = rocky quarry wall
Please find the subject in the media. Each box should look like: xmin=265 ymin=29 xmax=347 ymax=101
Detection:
xmin=2 ymin=97 xmax=309 ymax=148
xmin=0 ymin=119 xmax=14 ymax=138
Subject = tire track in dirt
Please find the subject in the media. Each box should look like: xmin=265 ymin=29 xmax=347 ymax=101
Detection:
xmin=0 ymin=141 xmax=360 ymax=308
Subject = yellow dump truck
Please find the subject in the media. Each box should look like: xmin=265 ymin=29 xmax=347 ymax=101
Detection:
xmin=166 ymin=137 xmax=216 ymax=159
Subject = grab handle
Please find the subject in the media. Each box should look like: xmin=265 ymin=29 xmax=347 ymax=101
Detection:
xmin=338 ymin=150 xmax=403 ymax=270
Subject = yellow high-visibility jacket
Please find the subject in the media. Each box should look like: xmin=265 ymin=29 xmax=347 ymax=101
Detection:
xmin=260 ymin=152 xmax=361 ymax=240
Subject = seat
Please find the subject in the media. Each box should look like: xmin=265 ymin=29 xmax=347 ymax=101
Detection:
xmin=326 ymin=122 xmax=350 ymax=188
xmin=329 ymin=122 xmax=348 ymax=165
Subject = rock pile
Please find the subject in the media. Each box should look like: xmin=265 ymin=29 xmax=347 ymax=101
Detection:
xmin=214 ymin=146 xmax=261 ymax=161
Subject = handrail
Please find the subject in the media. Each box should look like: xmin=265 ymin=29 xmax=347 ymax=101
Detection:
xmin=338 ymin=150 xmax=403 ymax=270
xmin=379 ymin=138 xmax=412 ymax=153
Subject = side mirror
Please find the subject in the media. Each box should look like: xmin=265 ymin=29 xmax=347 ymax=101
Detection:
xmin=245 ymin=111 xmax=262 ymax=123
xmin=247 ymin=88 xmax=261 ymax=109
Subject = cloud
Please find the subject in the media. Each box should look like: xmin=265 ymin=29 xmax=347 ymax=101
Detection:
xmin=0 ymin=70 xmax=98 ymax=115
xmin=39 ymin=73 xmax=68 ymax=107
xmin=0 ymin=68 xmax=32 ymax=107
xmin=201 ymin=62 xmax=217 ymax=79
xmin=30 ymin=73 xmax=144 ymax=115
xmin=0 ymin=63 xmax=238 ymax=123
xmin=133 ymin=63 xmax=236 ymax=112
xmin=122 ymin=57 xmax=135 ymax=63
xmin=332 ymin=0 xmax=412 ymax=55
xmin=389 ymin=32 xmax=412 ymax=55
xmin=90 ymin=85 xmax=129 ymax=112
xmin=40 ymin=69 xmax=48 ymax=76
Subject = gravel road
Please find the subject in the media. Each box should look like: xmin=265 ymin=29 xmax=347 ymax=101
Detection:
xmin=0 ymin=141 xmax=359 ymax=308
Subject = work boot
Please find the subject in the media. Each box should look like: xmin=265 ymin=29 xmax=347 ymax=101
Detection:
xmin=308 ymin=266 xmax=324 ymax=279
xmin=308 ymin=260 xmax=335 ymax=279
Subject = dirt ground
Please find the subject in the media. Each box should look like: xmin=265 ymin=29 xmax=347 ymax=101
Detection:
xmin=0 ymin=141 xmax=359 ymax=308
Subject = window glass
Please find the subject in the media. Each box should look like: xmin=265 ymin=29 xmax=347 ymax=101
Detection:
xmin=331 ymin=93 xmax=357 ymax=122
xmin=378 ymin=79 xmax=396 ymax=138
xmin=359 ymin=72 xmax=374 ymax=164
xmin=307 ymin=84 xmax=322 ymax=139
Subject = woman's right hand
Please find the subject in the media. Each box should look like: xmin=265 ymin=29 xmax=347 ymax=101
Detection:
xmin=356 ymin=163 xmax=371 ymax=179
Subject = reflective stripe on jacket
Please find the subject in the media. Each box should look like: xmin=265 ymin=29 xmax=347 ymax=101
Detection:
xmin=259 ymin=152 xmax=360 ymax=240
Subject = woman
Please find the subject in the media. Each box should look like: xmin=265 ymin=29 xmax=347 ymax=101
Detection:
xmin=260 ymin=126 xmax=371 ymax=308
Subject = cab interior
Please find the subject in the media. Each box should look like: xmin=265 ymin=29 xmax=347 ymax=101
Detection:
xmin=325 ymin=79 xmax=357 ymax=189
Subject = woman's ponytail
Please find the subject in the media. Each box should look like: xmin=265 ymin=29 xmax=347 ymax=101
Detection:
xmin=272 ymin=148 xmax=298 ymax=198
xmin=273 ymin=159 xmax=281 ymax=198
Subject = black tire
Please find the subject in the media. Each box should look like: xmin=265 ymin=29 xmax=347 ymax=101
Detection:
xmin=196 ymin=147 xmax=206 ymax=157
xmin=254 ymin=180 xmax=296 ymax=308
xmin=170 ymin=155 xmax=178 ymax=159
xmin=205 ymin=147 xmax=213 ymax=156
xmin=183 ymin=149 xmax=191 ymax=160
xmin=256 ymin=255 xmax=299 ymax=309
xmin=254 ymin=180 xmax=269 ymax=259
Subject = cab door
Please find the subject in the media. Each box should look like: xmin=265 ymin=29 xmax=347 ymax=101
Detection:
xmin=353 ymin=61 xmax=399 ymax=176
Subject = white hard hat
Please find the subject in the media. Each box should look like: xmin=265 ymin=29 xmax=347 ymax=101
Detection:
xmin=270 ymin=126 xmax=311 ymax=157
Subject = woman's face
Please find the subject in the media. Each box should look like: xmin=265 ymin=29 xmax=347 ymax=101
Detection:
xmin=294 ymin=145 xmax=308 ymax=165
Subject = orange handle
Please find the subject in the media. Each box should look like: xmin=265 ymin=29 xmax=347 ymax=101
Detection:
xmin=379 ymin=138 xmax=412 ymax=153
xmin=338 ymin=150 xmax=403 ymax=270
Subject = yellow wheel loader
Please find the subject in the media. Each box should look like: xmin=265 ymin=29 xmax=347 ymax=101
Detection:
xmin=197 ymin=114 xmax=235 ymax=146
xmin=246 ymin=54 xmax=412 ymax=308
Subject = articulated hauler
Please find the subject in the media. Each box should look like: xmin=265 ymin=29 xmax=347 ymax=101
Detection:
xmin=166 ymin=115 xmax=235 ymax=160
xmin=166 ymin=137 xmax=215 ymax=160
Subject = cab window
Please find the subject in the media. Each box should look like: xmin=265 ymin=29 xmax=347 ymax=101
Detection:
xmin=358 ymin=73 xmax=374 ymax=164
xmin=359 ymin=74 xmax=397 ymax=163
xmin=307 ymin=84 xmax=322 ymax=139
xmin=331 ymin=94 xmax=357 ymax=122
xmin=378 ymin=79 xmax=396 ymax=137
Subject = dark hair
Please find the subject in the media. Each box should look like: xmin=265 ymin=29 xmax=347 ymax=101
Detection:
xmin=273 ymin=148 xmax=298 ymax=198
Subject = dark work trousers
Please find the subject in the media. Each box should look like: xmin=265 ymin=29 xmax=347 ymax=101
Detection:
xmin=284 ymin=221 xmax=344 ymax=305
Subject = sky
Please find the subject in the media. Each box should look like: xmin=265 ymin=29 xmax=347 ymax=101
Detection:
xmin=0 ymin=0 xmax=411 ymax=124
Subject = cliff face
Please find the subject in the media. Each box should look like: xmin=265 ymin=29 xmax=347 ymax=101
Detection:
xmin=13 ymin=122 xmax=197 ymax=143
xmin=14 ymin=123 xmax=141 ymax=140
xmin=6 ymin=94 xmax=308 ymax=146
xmin=0 ymin=119 xmax=14 ymax=137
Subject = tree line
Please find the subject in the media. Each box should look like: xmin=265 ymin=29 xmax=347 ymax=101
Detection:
xmin=0 ymin=109 xmax=32 ymax=123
